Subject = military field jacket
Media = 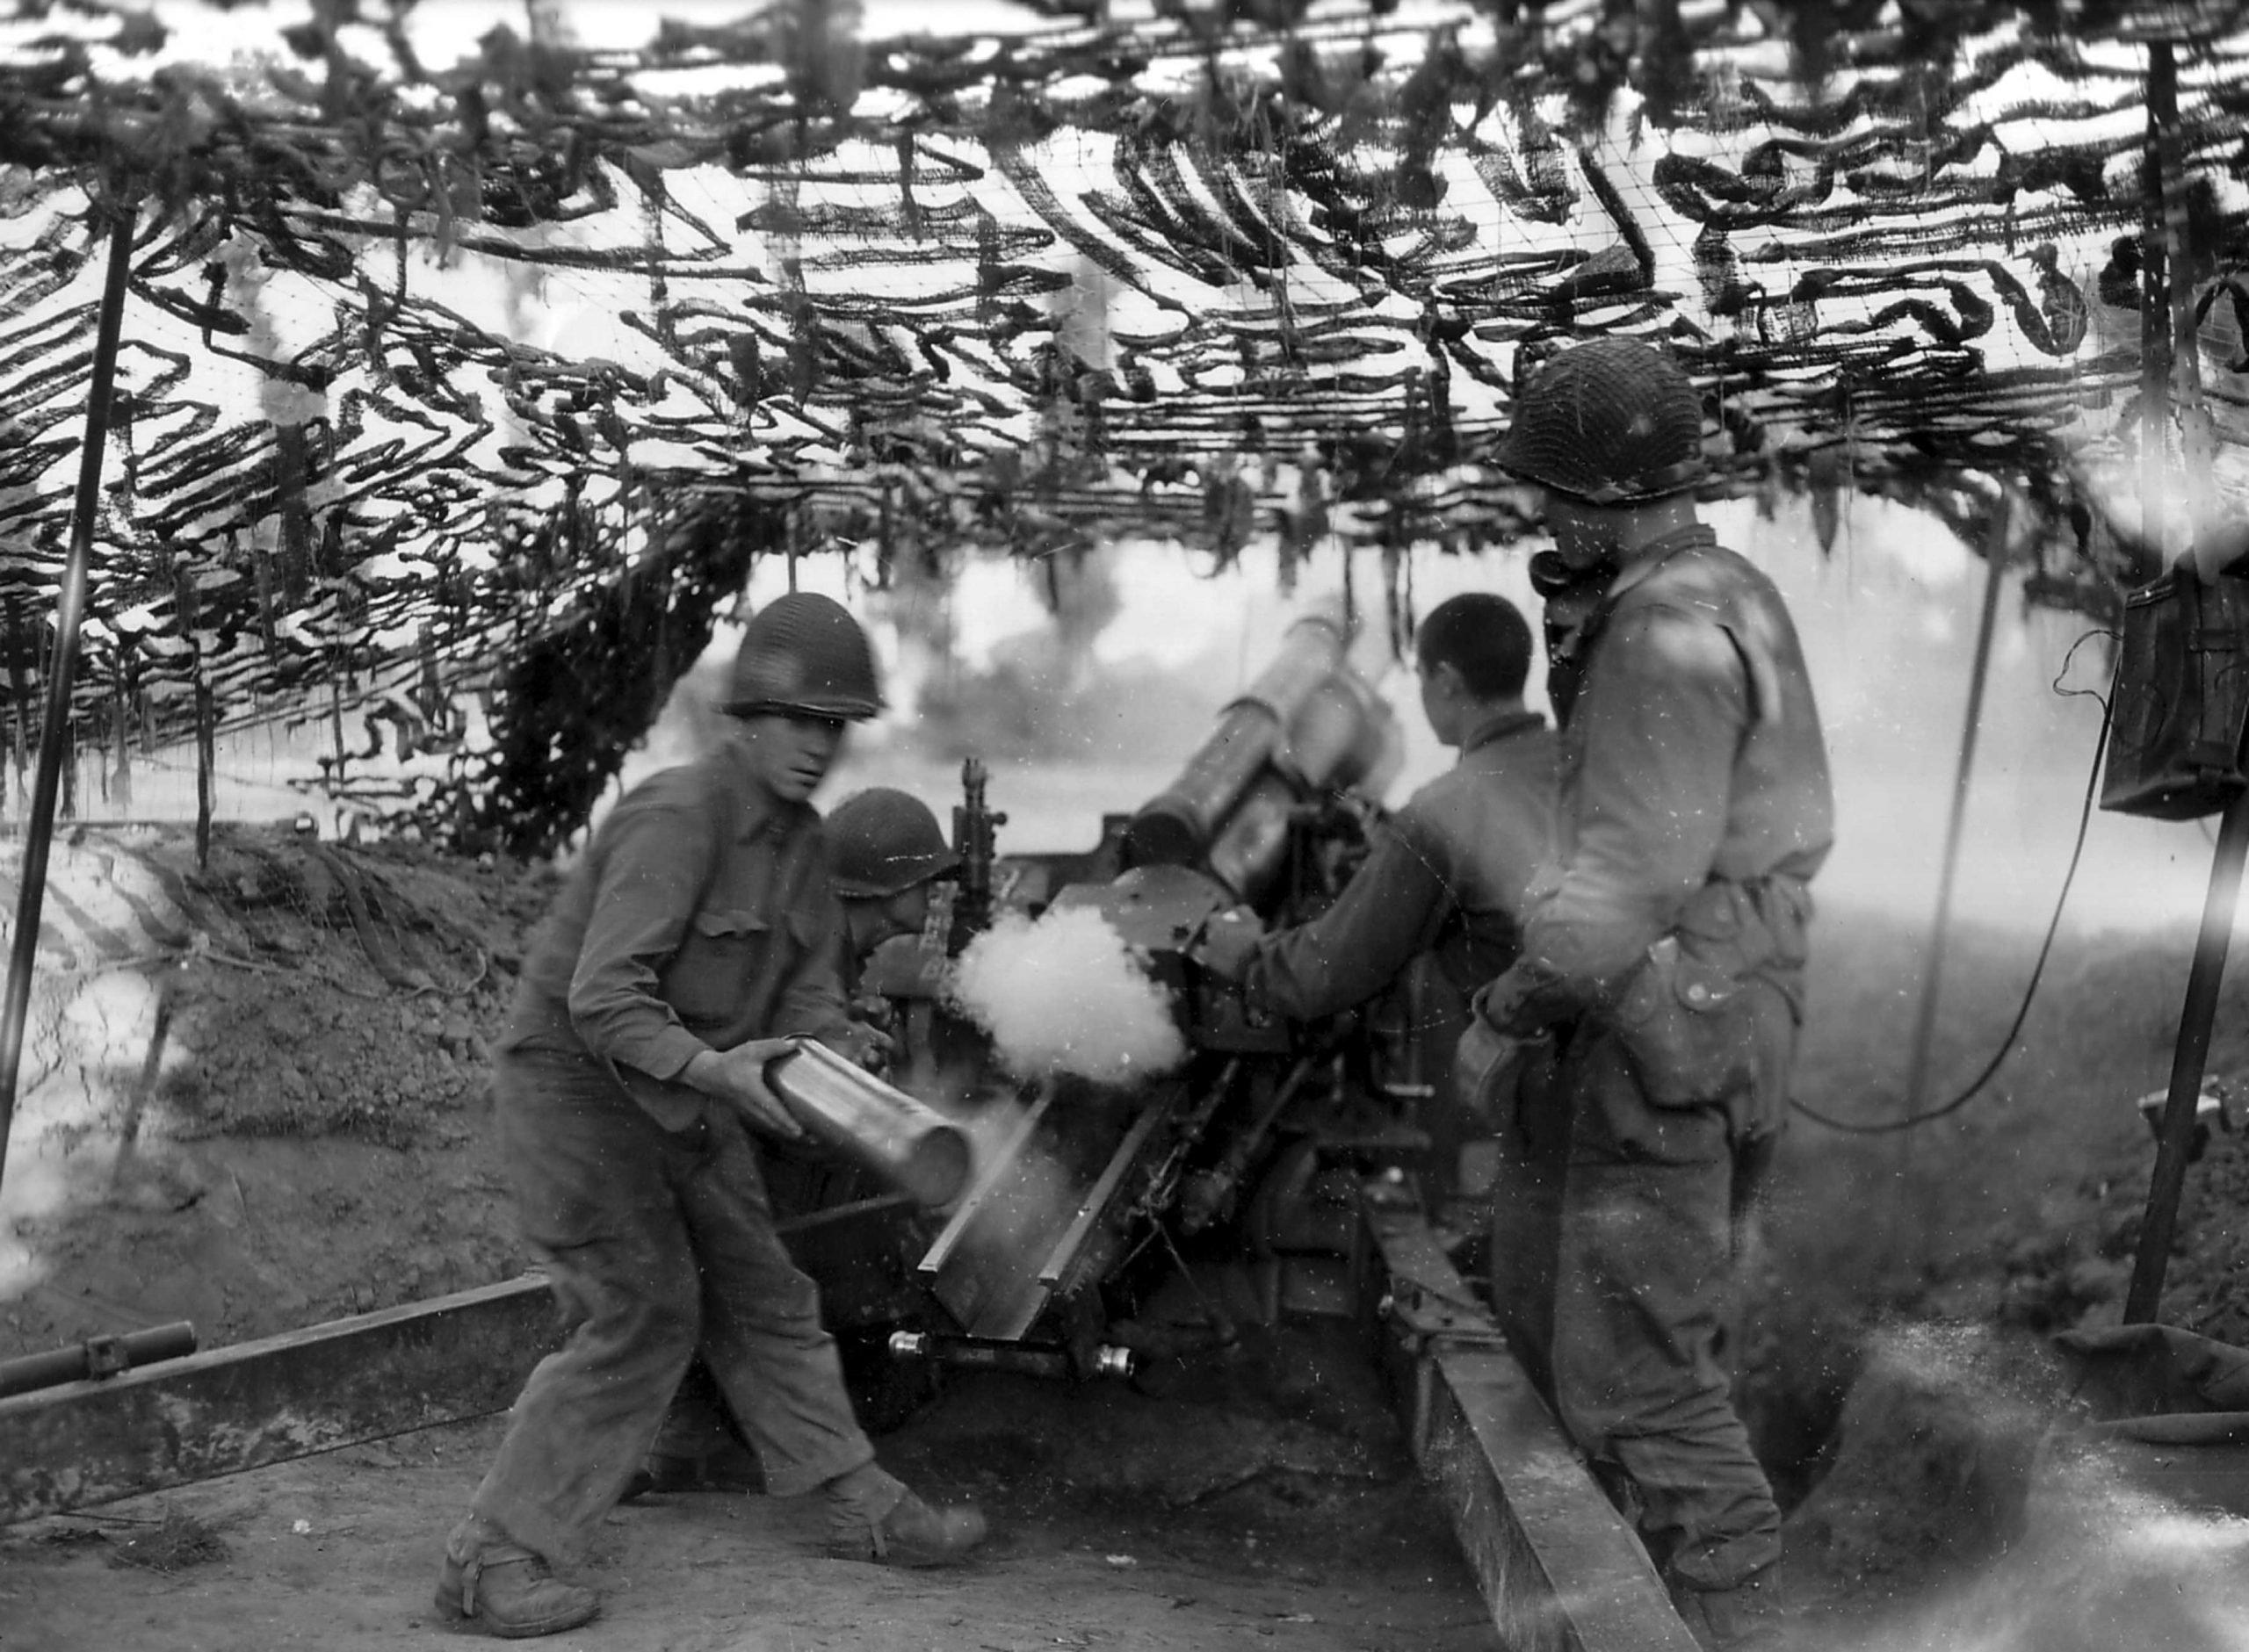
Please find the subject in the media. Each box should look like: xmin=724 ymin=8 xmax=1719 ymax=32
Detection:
xmin=1521 ymin=526 xmax=1834 ymax=999
xmin=1245 ymin=708 xmax=1559 ymax=1021
xmin=503 ymin=747 xmax=855 ymax=1130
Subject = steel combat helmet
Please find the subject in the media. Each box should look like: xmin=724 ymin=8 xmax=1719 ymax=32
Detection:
xmin=724 ymin=592 xmax=884 ymax=719
xmin=1497 ymin=339 xmax=1709 ymax=505
xmin=827 ymin=788 xmax=960 ymax=898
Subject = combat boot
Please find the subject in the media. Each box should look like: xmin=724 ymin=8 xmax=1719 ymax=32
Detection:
xmin=825 ymin=1462 xmax=989 ymax=1566
xmin=1668 ymin=1562 xmax=1790 ymax=1652
xmin=434 ymin=1518 xmax=598 ymax=1640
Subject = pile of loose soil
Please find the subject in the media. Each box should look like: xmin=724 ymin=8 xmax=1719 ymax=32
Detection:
xmin=0 ymin=824 xmax=553 ymax=1360
xmin=1748 ymin=899 xmax=2249 ymax=1602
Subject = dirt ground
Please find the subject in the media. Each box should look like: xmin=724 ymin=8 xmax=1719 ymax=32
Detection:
xmin=7 ymin=823 xmax=2249 ymax=1646
xmin=0 ymin=1329 xmax=1501 ymax=1652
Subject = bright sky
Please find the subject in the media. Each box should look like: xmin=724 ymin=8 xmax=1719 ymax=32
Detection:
xmin=101 ymin=0 xmax=1105 ymax=69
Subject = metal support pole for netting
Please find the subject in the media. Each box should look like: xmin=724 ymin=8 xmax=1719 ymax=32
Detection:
xmin=1887 ymin=492 xmax=2011 ymax=1256
xmin=2123 ymin=33 xmax=2228 ymax=1326
xmin=2127 ymin=788 xmax=2249 ymax=1324
xmin=0 ymin=204 xmax=135 ymax=1196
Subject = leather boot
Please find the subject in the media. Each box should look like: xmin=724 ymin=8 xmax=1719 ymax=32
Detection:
xmin=825 ymin=1463 xmax=989 ymax=1566
xmin=1668 ymin=1563 xmax=1790 ymax=1652
xmin=434 ymin=1519 xmax=599 ymax=1640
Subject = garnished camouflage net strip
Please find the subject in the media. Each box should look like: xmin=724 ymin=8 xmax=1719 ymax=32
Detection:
xmin=0 ymin=0 xmax=2245 ymax=840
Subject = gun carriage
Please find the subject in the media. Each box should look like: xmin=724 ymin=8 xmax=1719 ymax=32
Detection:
xmin=768 ymin=602 xmax=1477 ymax=1404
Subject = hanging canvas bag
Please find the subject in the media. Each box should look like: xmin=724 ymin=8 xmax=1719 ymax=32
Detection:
xmin=2101 ymin=566 xmax=2249 ymax=821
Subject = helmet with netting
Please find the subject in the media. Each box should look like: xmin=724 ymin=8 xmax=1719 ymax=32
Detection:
xmin=1497 ymin=339 xmax=1709 ymax=505
xmin=725 ymin=592 xmax=884 ymax=719
xmin=828 ymin=788 xmax=960 ymax=898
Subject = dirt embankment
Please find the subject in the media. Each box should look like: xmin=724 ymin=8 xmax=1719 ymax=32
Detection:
xmin=0 ymin=825 xmax=553 ymax=1360
xmin=1747 ymin=898 xmax=2249 ymax=1600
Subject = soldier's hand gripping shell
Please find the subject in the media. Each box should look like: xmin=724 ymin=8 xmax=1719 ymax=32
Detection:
xmin=686 ymin=1037 xmax=809 ymax=1141
xmin=827 ymin=1019 xmax=896 ymax=1075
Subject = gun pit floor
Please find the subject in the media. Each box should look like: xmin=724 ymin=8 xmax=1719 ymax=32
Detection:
xmin=0 ymin=1320 xmax=1504 ymax=1652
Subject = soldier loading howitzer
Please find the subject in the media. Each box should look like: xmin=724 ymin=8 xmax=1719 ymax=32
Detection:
xmin=435 ymin=593 xmax=989 ymax=1641
xmin=626 ymin=784 xmax=978 ymax=1502
xmin=853 ymin=600 xmax=1496 ymax=1387
xmin=1192 ymin=593 xmax=1566 ymax=1385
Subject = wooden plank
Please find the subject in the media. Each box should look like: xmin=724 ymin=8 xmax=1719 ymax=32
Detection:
xmin=0 ymin=1274 xmax=562 ymax=1526
xmin=1364 ymin=1202 xmax=1700 ymax=1652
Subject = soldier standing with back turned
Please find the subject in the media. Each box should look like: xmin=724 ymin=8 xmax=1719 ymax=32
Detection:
xmin=1478 ymin=339 xmax=1834 ymax=1652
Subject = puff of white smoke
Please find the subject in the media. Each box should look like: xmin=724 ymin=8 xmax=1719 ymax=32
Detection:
xmin=945 ymin=906 xmax=1187 ymax=1086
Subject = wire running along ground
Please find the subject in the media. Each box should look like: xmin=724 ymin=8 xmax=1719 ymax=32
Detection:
xmin=1791 ymin=628 xmax=2117 ymax=1136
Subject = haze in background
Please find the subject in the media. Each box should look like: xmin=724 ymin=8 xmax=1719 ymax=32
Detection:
xmin=675 ymin=492 xmax=2192 ymax=940
xmin=74 ymin=491 xmax=2217 ymax=942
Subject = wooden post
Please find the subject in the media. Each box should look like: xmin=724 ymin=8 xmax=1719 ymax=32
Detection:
xmin=0 ymin=202 xmax=134 ymax=1194
xmin=2123 ymin=32 xmax=2238 ymax=1325
xmin=1891 ymin=493 xmax=2012 ymax=1244
xmin=193 ymin=677 xmax=215 ymax=869
xmin=329 ymin=653 xmax=348 ymax=783
xmin=111 ymin=672 xmax=131 ymax=813
xmin=2127 ymin=789 xmax=2249 ymax=1323
xmin=2141 ymin=40 xmax=2175 ymax=563
xmin=4 ymin=598 xmax=26 ymax=814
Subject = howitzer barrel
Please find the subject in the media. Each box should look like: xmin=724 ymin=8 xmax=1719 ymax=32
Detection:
xmin=766 ymin=1039 xmax=972 ymax=1209
xmin=1204 ymin=672 xmax=1400 ymax=905
xmin=1129 ymin=604 xmax=1401 ymax=904
xmin=1124 ymin=606 xmax=1353 ymax=870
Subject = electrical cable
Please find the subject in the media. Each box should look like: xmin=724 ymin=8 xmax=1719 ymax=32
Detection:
xmin=1791 ymin=629 xmax=2117 ymax=1135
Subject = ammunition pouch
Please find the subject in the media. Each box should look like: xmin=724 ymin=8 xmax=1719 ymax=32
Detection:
xmin=1609 ymin=936 xmax=1762 ymax=1110
xmin=1602 ymin=879 xmax=1809 ymax=1118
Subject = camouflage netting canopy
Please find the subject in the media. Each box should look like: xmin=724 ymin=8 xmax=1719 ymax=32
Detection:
xmin=3 ymin=0 xmax=2248 ymax=847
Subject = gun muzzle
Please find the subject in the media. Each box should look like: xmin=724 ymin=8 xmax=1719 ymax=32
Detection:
xmin=1124 ymin=605 xmax=1352 ymax=869
xmin=765 ymin=1038 xmax=973 ymax=1208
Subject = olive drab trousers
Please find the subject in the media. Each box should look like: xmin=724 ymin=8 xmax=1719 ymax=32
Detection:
xmin=1549 ymin=1012 xmax=1787 ymax=1593
xmin=1482 ymin=1037 xmax=1571 ymax=1398
xmin=468 ymin=1048 xmax=875 ymax=1565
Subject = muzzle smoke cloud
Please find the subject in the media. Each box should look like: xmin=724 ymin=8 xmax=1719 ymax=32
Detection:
xmin=945 ymin=907 xmax=1187 ymax=1086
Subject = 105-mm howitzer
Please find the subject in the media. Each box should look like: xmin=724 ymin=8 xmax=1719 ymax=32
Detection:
xmin=797 ymin=602 xmax=1457 ymax=1396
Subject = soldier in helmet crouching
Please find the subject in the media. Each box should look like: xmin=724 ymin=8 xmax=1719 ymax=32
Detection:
xmin=827 ymin=787 xmax=961 ymax=981
xmin=1477 ymin=340 xmax=1833 ymax=1650
xmin=435 ymin=594 xmax=987 ymax=1641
